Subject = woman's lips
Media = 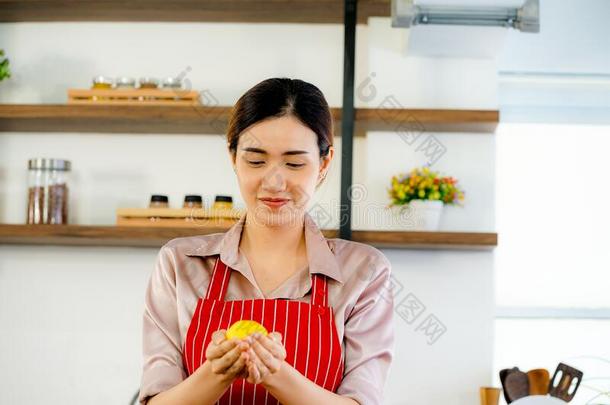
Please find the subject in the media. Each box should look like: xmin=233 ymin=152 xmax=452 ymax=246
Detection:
xmin=259 ymin=198 xmax=289 ymax=209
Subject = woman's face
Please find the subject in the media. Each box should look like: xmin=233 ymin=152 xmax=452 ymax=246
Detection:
xmin=230 ymin=114 xmax=333 ymax=228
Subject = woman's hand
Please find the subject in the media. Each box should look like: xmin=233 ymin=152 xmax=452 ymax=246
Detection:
xmin=244 ymin=331 xmax=287 ymax=385
xmin=204 ymin=329 xmax=251 ymax=384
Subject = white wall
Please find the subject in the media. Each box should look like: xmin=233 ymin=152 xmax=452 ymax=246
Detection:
xmin=498 ymin=0 xmax=610 ymax=75
xmin=0 ymin=18 xmax=497 ymax=404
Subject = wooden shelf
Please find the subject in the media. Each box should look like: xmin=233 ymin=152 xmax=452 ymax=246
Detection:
xmin=0 ymin=0 xmax=390 ymax=24
xmin=352 ymin=229 xmax=497 ymax=250
xmin=0 ymin=224 xmax=497 ymax=250
xmin=0 ymin=104 xmax=234 ymax=135
xmin=0 ymin=104 xmax=499 ymax=134
xmin=0 ymin=224 xmax=234 ymax=247
xmin=353 ymin=108 xmax=499 ymax=134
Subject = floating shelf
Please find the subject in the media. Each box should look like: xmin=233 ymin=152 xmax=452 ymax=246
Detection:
xmin=0 ymin=224 xmax=497 ymax=250
xmin=0 ymin=104 xmax=499 ymax=134
xmin=351 ymin=229 xmax=497 ymax=250
xmin=0 ymin=0 xmax=390 ymax=24
xmin=0 ymin=224 xmax=233 ymax=248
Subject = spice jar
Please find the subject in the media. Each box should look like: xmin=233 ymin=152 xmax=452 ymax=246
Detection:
xmin=161 ymin=77 xmax=183 ymax=100
xmin=92 ymin=76 xmax=113 ymax=89
xmin=213 ymin=195 xmax=233 ymax=210
xmin=139 ymin=77 xmax=159 ymax=89
xmin=161 ymin=77 xmax=182 ymax=90
xmin=91 ymin=76 xmax=114 ymax=101
xmin=138 ymin=77 xmax=159 ymax=101
xmin=115 ymin=77 xmax=136 ymax=89
xmin=183 ymin=195 xmax=203 ymax=209
xmin=149 ymin=195 xmax=169 ymax=208
xmin=27 ymin=158 xmax=71 ymax=225
xmin=115 ymin=77 xmax=136 ymax=101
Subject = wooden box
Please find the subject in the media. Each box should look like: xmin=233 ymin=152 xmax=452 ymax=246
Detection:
xmin=116 ymin=207 xmax=244 ymax=228
xmin=68 ymin=88 xmax=201 ymax=106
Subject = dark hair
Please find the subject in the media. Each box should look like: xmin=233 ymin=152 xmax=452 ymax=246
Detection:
xmin=227 ymin=78 xmax=333 ymax=159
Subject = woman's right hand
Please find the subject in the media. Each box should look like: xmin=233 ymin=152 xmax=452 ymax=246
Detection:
xmin=204 ymin=329 xmax=251 ymax=384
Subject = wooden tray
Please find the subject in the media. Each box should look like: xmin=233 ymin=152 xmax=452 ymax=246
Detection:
xmin=68 ymin=88 xmax=201 ymax=106
xmin=116 ymin=207 xmax=244 ymax=228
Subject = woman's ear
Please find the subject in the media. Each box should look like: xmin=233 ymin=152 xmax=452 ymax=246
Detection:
xmin=316 ymin=146 xmax=334 ymax=188
xmin=319 ymin=146 xmax=334 ymax=175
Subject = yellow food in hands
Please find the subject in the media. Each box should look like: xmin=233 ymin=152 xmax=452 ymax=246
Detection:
xmin=226 ymin=320 xmax=268 ymax=340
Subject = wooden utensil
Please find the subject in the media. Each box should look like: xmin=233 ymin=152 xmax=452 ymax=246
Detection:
xmin=500 ymin=368 xmax=518 ymax=404
xmin=504 ymin=368 xmax=530 ymax=404
xmin=480 ymin=387 xmax=501 ymax=405
xmin=548 ymin=363 xmax=583 ymax=402
xmin=527 ymin=369 xmax=550 ymax=395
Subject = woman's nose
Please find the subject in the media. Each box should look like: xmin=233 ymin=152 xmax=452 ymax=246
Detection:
xmin=261 ymin=165 xmax=287 ymax=190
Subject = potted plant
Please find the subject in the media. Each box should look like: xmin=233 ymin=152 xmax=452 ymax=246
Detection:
xmin=0 ymin=49 xmax=11 ymax=82
xmin=387 ymin=166 xmax=465 ymax=231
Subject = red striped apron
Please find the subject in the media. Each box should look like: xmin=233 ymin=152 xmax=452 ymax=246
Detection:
xmin=182 ymin=256 xmax=345 ymax=404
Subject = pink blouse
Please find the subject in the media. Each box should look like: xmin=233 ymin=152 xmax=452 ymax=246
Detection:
xmin=139 ymin=211 xmax=395 ymax=405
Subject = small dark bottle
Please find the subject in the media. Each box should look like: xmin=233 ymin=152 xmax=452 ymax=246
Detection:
xmin=213 ymin=195 xmax=233 ymax=210
xmin=149 ymin=195 xmax=169 ymax=208
xmin=183 ymin=195 xmax=203 ymax=209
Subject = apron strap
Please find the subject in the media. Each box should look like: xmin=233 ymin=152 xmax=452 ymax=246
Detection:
xmin=205 ymin=256 xmax=230 ymax=300
xmin=310 ymin=273 xmax=329 ymax=307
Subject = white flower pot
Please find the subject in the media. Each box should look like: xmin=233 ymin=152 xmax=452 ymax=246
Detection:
xmin=389 ymin=200 xmax=444 ymax=231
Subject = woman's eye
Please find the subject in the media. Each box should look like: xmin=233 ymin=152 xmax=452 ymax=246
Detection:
xmin=247 ymin=160 xmax=265 ymax=166
xmin=287 ymin=163 xmax=305 ymax=168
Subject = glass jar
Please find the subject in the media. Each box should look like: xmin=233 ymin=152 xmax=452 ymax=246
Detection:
xmin=115 ymin=77 xmax=136 ymax=89
xmin=27 ymin=158 xmax=71 ymax=225
xmin=139 ymin=77 xmax=159 ymax=89
xmin=148 ymin=195 xmax=168 ymax=223
xmin=92 ymin=76 xmax=114 ymax=101
xmin=213 ymin=195 xmax=233 ymax=210
xmin=161 ymin=77 xmax=183 ymax=101
xmin=92 ymin=75 xmax=113 ymax=89
xmin=183 ymin=195 xmax=203 ymax=209
xmin=116 ymin=77 xmax=136 ymax=101
xmin=161 ymin=77 xmax=182 ymax=90
xmin=149 ymin=195 xmax=169 ymax=208
xmin=138 ymin=77 xmax=159 ymax=101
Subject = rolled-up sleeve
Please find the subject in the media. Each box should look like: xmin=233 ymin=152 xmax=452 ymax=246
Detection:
xmin=336 ymin=253 xmax=395 ymax=405
xmin=139 ymin=245 xmax=187 ymax=404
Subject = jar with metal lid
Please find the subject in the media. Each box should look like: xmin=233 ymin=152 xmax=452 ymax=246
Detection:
xmin=116 ymin=77 xmax=136 ymax=101
xmin=161 ymin=77 xmax=183 ymax=101
xmin=139 ymin=77 xmax=159 ymax=89
xmin=92 ymin=75 xmax=114 ymax=89
xmin=213 ymin=195 xmax=233 ymax=210
xmin=92 ymin=76 xmax=114 ymax=101
xmin=183 ymin=195 xmax=203 ymax=209
xmin=161 ymin=77 xmax=182 ymax=90
xmin=27 ymin=158 xmax=71 ymax=225
xmin=138 ymin=77 xmax=159 ymax=101
xmin=116 ymin=77 xmax=136 ymax=89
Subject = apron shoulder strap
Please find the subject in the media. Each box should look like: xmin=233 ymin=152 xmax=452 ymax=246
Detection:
xmin=204 ymin=256 xmax=230 ymax=300
xmin=310 ymin=273 xmax=329 ymax=307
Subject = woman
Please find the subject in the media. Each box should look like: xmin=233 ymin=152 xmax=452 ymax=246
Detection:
xmin=139 ymin=78 xmax=395 ymax=405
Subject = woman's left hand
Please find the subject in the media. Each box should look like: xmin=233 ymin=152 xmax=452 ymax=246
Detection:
xmin=244 ymin=331 xmax=286 ymax=385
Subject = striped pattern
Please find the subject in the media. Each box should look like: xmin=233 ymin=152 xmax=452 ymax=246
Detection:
xmin=182 ymin=256 xmax=344 ymax=404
